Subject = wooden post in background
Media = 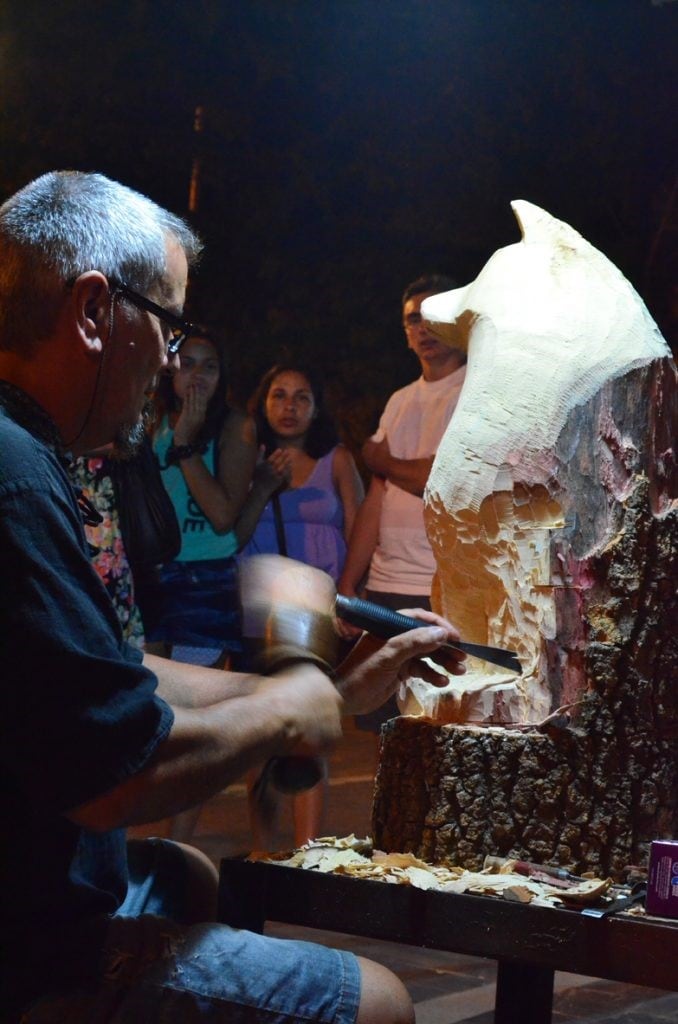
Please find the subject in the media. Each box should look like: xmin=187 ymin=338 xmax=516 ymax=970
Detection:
xmin=188 ymin=104 xmax=204 ymax=216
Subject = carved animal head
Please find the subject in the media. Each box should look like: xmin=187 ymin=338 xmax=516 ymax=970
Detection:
xmin=400 ymin=201 xmax=672 ymax=727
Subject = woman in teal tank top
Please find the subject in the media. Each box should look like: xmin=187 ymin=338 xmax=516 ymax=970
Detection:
xmin=138 ymin=330 xmax=287 ymax=667
xmin=137 ymin=330 xmax=290 ymax=844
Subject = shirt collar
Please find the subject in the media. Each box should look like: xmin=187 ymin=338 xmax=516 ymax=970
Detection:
xmin=0 ymin=379 xmax=103 ymax=527
xmin=0 ymin=379 xmax=66 ymax=458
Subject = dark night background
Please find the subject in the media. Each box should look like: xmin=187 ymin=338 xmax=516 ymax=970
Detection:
xmin=1 ymin=0 xmax=676 ymax=447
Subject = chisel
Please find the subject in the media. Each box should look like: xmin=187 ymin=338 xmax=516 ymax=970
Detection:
xmin=335 ymin=595 xmax=522 ymax=675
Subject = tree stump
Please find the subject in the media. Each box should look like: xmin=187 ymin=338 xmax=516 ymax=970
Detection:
xmin=373 ymin=204 xmax=677 ymax=878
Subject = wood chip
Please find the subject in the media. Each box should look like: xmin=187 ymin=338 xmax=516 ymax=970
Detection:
xmin=254 ymin=837 xmax=612 ymax=908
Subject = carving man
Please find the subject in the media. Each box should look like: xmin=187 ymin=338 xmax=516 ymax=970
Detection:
xmin=338 ymin=274 xmax=467 ymax=730
xmin=0 ymin=172 xmax=465 ymax=1023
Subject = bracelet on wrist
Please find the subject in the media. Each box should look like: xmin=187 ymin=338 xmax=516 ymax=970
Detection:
xmin=166 ymin=440 xmax=208 ymax=465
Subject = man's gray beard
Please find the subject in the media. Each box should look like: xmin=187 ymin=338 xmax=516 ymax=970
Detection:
xmin=111 ymin=399 xmax=155 ymax=460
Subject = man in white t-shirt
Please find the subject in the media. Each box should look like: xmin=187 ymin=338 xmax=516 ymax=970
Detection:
xmin=337 ymin=274 xmax=466 ymax=730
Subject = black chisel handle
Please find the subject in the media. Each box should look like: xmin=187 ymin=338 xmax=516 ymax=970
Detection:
xmin=334 ymin=594 xmax=522 ymax=674
xmin=335 ymin=595 xmax=427 ymax=639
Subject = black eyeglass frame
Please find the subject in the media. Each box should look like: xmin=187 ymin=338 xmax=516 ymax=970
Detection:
xmin=111 ymin=281 xmax=197 ymax=355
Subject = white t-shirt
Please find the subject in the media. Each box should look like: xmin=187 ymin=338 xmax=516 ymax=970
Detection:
xmin=367 ymin=365 xmax=466 ymax=595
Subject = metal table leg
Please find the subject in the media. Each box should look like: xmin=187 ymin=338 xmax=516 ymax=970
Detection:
xmin=218 ymin=859 xmax=266 ymax=933
xmin=495 ymin=961 xmax=554 ymax=1024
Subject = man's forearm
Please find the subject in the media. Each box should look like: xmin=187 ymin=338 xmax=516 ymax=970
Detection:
xmin=70 ymin=609 xmax=465 ymax=831
xmin=380 ymin=454 xmax=434 ymax=497
xmin=232 ymin=475 xmax=280 ymax=549
xmin=144 ymin=653 xmax=258 ymax=708
xmin=68 ymin=664 xmax=339 ymax=830
xmin=362 ymin=438 xmax=434 ymax=497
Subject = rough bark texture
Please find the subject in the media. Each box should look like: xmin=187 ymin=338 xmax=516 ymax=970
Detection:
xmin=373 ymin=698 xmax=677 ymax=878
xmin=374 ymin=359 xmax=677 ymax=879
xmin=374 ymin=362 xmax=675 ymax=880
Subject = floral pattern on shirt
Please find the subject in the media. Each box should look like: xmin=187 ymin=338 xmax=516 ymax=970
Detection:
xmin=70 ymin=456 xmax=145 ymax=649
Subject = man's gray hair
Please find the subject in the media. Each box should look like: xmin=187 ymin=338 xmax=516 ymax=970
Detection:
xmin=0 ymin=170 xmax=202 ymax=352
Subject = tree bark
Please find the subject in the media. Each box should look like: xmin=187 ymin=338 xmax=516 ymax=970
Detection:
xmin=374 ymin=358 xmax=677 ymax=879
xmin=376 ymin=203 xmax=678 ymax=878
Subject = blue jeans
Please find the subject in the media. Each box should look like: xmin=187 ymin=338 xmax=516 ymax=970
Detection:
xmin=138 ymin=557 xmax=242 ymax=652
xmin=21 ymin=840 xmax=361 ymax=1023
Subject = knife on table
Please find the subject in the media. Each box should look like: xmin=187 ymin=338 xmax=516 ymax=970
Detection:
xmin=334 ymin=595 xmax=522 ymax=675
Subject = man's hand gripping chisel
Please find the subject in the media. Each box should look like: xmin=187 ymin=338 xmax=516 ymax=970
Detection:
xmin=335 ymin=595 xmax=522 ymax=675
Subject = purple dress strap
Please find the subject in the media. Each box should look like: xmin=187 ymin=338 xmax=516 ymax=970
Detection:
xmin=239 ymin=447 xmax=347 ymax=580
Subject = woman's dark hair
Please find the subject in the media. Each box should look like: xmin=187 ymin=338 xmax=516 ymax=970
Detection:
xmin=153 ymin=327 xmax=230 ymax=445
xmin=247 ymin=362 xmax=338 ymax=459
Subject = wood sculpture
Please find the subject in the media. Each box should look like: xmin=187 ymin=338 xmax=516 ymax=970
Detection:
xmin=373 ymin=201 xmax=677 ymax=878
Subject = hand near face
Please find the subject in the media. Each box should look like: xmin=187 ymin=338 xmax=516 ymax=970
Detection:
xmin=251 ymin=445 xmax=293 ymax=496
xmin=267 ymin=446 xmax=293 ymax=485
xmin=173 ymin=382 xmax=209 ymax=445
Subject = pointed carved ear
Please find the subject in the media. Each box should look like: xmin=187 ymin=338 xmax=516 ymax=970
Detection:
xmin=421 ymin=294 xmax=473 ymax=351
xmin=511 ymin=199 xmax=584 ymax=251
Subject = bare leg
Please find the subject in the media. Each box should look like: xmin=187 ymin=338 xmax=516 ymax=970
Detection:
xmin=172 ymin=841 xmax=219 ymax=922
xmin=355 ymin=957 xmax=415 ymax=1024
xmin=292 ymin=768 xmax=327 ymax=846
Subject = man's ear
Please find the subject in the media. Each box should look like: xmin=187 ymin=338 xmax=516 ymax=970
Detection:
xmin=70 ymin=272 xmax=111 ymax=355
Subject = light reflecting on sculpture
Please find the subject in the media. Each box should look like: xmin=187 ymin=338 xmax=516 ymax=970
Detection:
xmin=399 ymin=200 xmax=674 ymax=727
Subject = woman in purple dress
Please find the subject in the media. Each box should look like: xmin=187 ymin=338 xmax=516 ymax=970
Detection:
xmin=240 ymin=362 xmax=364 ymax=848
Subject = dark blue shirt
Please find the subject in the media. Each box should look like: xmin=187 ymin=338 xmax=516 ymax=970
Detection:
xmin=0 ymin=382 xmax=174 ymax=1016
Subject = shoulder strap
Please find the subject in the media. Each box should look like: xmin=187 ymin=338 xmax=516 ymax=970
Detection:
xmin=272 ymin=491 xmax=287 ymax=556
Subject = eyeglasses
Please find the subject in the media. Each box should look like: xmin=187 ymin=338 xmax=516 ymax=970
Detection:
xmin=112 ymin=282 xmax=197 ymax=355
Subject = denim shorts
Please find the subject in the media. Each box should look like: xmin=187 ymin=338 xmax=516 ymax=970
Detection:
xmin=137 ymin=557 xmax=242 ymax=652
xmin=22 ymin=840 xmax=361 ymax=1024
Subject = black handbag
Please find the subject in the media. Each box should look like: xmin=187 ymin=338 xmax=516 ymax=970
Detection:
xmin=110 ymin=434 xmax=181 ymax=576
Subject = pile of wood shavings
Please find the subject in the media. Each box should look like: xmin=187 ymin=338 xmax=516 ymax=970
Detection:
xmin=256 ymin=835 xmax=613 ymax=909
